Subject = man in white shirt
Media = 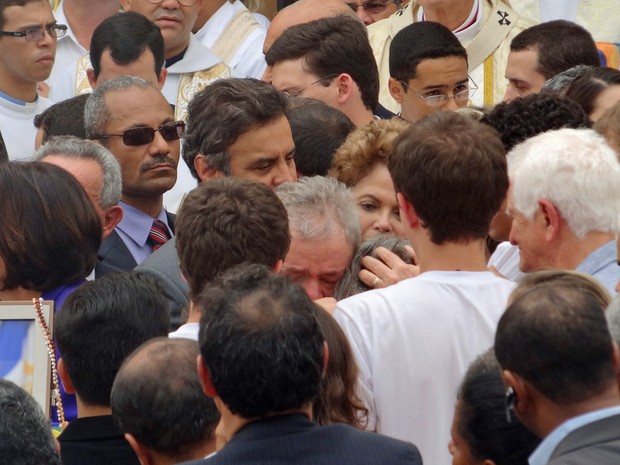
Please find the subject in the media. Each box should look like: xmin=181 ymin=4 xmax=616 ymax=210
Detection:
xmin=0 ymin=0 xmax=60 ymax=159
xmin=193 ymin=0 xmax=266 ymax=78
xmin=334 ymin=111 xmax=515 ymax=465
xmin=495 ymin=280 xmax=620 ymax=465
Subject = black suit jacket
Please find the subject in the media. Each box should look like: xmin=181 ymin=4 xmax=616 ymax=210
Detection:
xmin=57 ymin=415 xmax=139 ymax=465
xmin=548 ymin=412 xmax=620 ymax=465
xmin=180 ymin=414 xmax=422 ymax=465
xmin=96 ymin=210 xmax=175 ymax=278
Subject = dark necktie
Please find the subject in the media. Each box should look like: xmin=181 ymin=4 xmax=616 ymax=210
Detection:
xmin=147 ymin=219 xmax=170 ymax=252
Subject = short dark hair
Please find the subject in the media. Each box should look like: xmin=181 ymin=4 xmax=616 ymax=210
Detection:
xmin=111 ymin=338 xmax=219 ymax=458
xmin=389 ymin=111 xmax=507 ymax=244
xmin=564 ymin=67 xmax=620 ymax=117
xmin=33 ymin=94 xmax=89 ymax=144
xmin=0 ymin=380 xmax=61 ymax=465
xmin=90 ymin=11 xmax=164 ymax=79
xmin=55 ymin=271 xmax=170 ymax=407
xmin=481 ymin=93 xmax=591 ymax=151
xmin=288 ymin=98 xmax=354 ymax=177
xmin=265 ymin=15 xmax=379 ymax=111
xmin=198 ymin=263 xmax=325 ymax=418
xmin=495 ymin=283 xmax=616 ymax=404
xmin=176 ymin=178 xmax=291 ymax=302
xmin=389 ymin=21 xmax=468 ymax=83
xmin=0 ymin=162 xmax=101 ymax=292
xmin=0 ymin=0 xmax=44 ymax=30
xmin=456 ymin=351 xmax=540 ymax=465
xmin=510 ymin=20 xmax=600 ymax=80
xmin=183 ymin=78 xmax=289 ymax=180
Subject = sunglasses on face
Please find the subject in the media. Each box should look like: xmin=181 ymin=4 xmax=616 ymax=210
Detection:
xmin=94 ymin=121 xmax=185 ymax=146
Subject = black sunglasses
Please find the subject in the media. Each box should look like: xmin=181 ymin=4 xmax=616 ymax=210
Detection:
xmin=505 ymin=387 xmax=516 ymax=423
xmin=94 ymin=121 xmax=185 ymax=146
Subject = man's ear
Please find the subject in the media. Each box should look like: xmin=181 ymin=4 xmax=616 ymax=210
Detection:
xmin=86 ymin=68 xmax=97 ymax=89
xmin=57 ymin=358 xmax=75 ymax=395
xmin=502 ymin=370 xmax=530 ymax=417
xmin=125 ymin=433 xmax=152 ymax=465
xmin=537 ymin=199 xmax=561 ymax=242
xmin=335 ymin=73 xmax=354 ymax=105
xmin=194 ymin=154 xmax=222 ymax=182
xmin=197 ymin=355 xmax=217 ymax=398
xmin=157 ymin=68 xmax=168 ymax=91
xmin=273 ymin=259 xmax=283 ymax=273
xmin=397 ymin=193 xmax=419 ymax=229
xmin=102 ymin=205 xmax=123 ymax=239
xmin=388 ymin=77 xmax=405 ymax=104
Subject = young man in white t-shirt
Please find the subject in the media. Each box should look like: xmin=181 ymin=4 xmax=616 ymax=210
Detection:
xmin=334 ymin=111 xmax=515 ymax=465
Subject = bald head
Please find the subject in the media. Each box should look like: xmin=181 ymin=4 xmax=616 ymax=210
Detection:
xmin=264 ymin=0 xmax=355 ymax=53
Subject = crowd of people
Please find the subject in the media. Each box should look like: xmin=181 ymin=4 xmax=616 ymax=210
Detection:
xmin=1 ymin=1 xmax=620 ymax=465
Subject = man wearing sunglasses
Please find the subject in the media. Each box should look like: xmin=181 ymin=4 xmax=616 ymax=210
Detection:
xmin=0 ymin=0 xmax=63 ymax=160
xmin=388 ymin=22 xmax=471 ymax=123
xmin=85 ymin=76 xmax=181 ymax=275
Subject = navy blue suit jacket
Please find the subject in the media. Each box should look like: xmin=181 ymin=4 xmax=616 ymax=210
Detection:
xmin=180 ymin=414 xmax=422 ymax=465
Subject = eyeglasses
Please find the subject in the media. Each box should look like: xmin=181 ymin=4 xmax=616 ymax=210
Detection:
xmin=94 ymin=121 xmax=185 ymax=146
xmin=346 ymin=0 xmax=399 ymax=14
xmin=284 ymin=74 xmax=339 ymax=98
xmin=144 ymin=0 xmax=198 ymax=5
xmin=0 ymin=23 xmax=67 ymax=42
xmin=505 ymin=387 xmax=516 ymax=423
xmin=399 ymin=77 xmax=478 ymax=107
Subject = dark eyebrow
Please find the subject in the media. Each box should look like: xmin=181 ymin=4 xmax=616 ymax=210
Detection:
xmin=420 ymin=78 xmax=469 ymax=92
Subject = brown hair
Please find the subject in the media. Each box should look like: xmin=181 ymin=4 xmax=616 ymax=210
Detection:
xmin=0 ymin=162 xmax=101 ymax=291
xmin=328 ymin=118 xmax=410 ymax=187
xmin=312 ymin=307 xmax=368 ymax=428
xmin=389 ymin=111 xmax=507 ymax=244
xmin=594 ymin=101 xmax=620 ymax=158
xmin=176 ymin=178 xmax=291 ymax=302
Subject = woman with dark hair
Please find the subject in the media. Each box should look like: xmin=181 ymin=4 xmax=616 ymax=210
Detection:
xmin=0 ymin=162 xmax=102 ymax=422
xmin=312 ymin=307 xmax=368 ymax=428
xmin=564 ymin=67 xmax=620 ymax=122
xmin=449 ymin=350 xmax=540 ymax=465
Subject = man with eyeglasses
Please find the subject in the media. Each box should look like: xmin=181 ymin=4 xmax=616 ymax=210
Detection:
xmin=367 ymin=0 xmax=535 ymax=112
xmin=266 ymin=15 xmax=381 ymax=127
xmin=339 ymin=0 xmax=405 ymax=25
xmin=388 ymin=22 xmax=472 ymax=123
xmin=84 ymin=76 xmax=182 ymax=275
xmin=0 ymin=0 xmax=64 ymax=160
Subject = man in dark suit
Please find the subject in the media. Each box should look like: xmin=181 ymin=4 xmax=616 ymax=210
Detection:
xmin=84 ymin=75 xmax=181 ymax=275
xmin=495 ymin=278 xmax=620 ymax=465
xmin=181 ymin=263 xmax=422 ymax=465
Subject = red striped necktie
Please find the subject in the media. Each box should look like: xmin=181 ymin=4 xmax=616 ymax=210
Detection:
xmin=147 ymin=219 xmax=171 ymax=252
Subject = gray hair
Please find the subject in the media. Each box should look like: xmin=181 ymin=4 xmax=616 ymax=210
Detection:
xmin=334 ymin=235 xmax=413 ymax=300
xmin=0 ymin=380 xmax=61 ymax=465
xmin=607 ymin=294 xmax=620 ymax=348
xmin=84 ymin=75 xmax=154 ymax=139
xmin=275 ymin=176 xmax=360 ymax=250
xmin=541 ymin=65 xmax=592 ymax=95
xmin=34 ymin=136 xmax=122 ymax=209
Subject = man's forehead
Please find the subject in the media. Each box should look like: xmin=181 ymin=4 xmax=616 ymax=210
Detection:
xmin=2 ymin=0 xmax=54 ymax=24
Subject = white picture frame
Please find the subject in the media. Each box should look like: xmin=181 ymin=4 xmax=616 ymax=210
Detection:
xmin=0 ymin=301 xmax=54 ymax=415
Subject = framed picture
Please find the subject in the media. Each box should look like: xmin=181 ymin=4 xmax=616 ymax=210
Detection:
xmin=0 ymin=301 xmax=54 ymax=415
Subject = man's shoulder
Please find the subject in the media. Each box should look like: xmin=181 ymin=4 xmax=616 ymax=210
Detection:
xmin=549 ymin=413 xmax=620 ymax=465
xmin=180 ymin=422 xmax=422 ymax=465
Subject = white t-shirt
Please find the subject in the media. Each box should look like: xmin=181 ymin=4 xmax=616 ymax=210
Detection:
xmin=334 ymin=271 xmax=515 ymax=465
xmin=169 ymin=322 xmax=199 ymax=341
xmin=0 ymin=93 xmax=51 ymax=160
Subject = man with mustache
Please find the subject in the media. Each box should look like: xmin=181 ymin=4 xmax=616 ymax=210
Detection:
xmin=84 ymin=75 xmax=181 ymax=275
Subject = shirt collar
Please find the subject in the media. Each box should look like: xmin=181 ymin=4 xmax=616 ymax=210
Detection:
xmin=116 ymin=201 xmax=169 ymax=247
